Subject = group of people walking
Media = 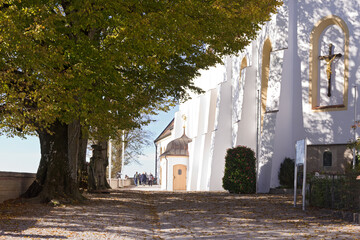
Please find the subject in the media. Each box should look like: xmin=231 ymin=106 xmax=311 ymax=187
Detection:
xmin=133 ymin=172 xmax=155 ymax=186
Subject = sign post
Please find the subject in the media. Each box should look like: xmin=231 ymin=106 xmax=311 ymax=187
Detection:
xmin=294 ymin=139 xmax=307 ymax=211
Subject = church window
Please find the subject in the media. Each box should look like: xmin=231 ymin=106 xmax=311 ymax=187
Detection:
xmin=309 ymin=15 xmax=349 ymax=111
xmin=240 ymin=57 xmax=247 ymax=72
xmin=323 ymin=151 xmax=332 ymax=167
xmin=260 ymin=38 xmax=272 ymax=131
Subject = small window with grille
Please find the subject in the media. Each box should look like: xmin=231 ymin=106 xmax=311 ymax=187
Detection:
xmin=323 ymin=151 xmax=332 ymax=167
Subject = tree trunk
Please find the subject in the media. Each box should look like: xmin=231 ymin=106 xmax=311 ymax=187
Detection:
xmin=22 ymin=120 xmax=84 ymax=203
xmin=88 ymin=140 xmax=111 ymax=192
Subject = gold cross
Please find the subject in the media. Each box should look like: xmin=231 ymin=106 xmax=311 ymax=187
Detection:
xmin=318 ymin=43 xmax=342 ymax=97
xmin=182 ymin=115 xmax=187 ymax=130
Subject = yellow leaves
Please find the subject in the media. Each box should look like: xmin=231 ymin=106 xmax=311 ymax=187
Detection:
xmin=0 ymin=0 xmax=283 ymax=139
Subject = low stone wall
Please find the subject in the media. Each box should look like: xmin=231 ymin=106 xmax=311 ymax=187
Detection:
xmin=0 ymin=171 xmax=36 ymax=203
xmin=0 ymin=173 xmax=133 ymax=203
xmin=107 ymin=178 xmax=132 ymax=189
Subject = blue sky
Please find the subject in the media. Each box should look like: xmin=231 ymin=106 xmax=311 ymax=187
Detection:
xmin=0 ymin=106 xmax=178 ymax=176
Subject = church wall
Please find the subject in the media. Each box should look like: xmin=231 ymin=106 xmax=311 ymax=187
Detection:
xmin=201 ymin=88 xmax=218 ymax=190
xmin=186 ymin=98 xmax=201 ymax=190
xmin=289 ymin=0 xmax=306 ymax=145
xmin=230 ymin=42 xmax=257 ymax=154
xmin=270 ymin=47 xmax=296 ymax=188
xmin=269 ymin=0 xmax=303 ymax=188
xmin=234 ymin=65 xmax=257 ymax=151
xmin=188 ymin=135 xmax=202 ymax=190
xmin=297 ymin=0 xmax=360 ymax=146
xmin=159 ymin=157 xmax=166 ymax=190
xmin=190 ymin=63 xmax=227 ymax=94
xmin=195 ymin=94 xmax=212 ymax=190
xmin=155 ymin=134 xmax=173 ymax=186
xmin=208 ymin=59 xmax=233 ymax=191
xmin=255 ymin=1 xmax=290 ymax=192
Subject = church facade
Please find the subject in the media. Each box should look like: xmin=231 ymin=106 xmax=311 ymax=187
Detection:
xmin=155 ymin=0 xmax=360 ymax=192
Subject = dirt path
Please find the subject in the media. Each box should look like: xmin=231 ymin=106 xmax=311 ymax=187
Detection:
xmin=0 ymin=190 xmax=359 ymax=239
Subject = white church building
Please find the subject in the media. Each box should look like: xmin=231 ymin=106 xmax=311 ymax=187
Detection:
xmin=154 ymin=0 xmax=360 ymax=193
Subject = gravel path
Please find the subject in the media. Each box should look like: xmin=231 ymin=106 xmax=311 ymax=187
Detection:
xmin=0 ymin=189 xmax=359 ymax=239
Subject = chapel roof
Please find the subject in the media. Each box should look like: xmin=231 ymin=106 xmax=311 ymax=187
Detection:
xmin=160 ymin=131 xmax=192 ymax=157
xmin=154 ymin=118 xmax=174 ymax=143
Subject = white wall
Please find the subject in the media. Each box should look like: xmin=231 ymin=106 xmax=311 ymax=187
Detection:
xmin=159 ymin=156 xmax=188 ymax=191
xmin=297 ymin=0 xmax=360 ymax=145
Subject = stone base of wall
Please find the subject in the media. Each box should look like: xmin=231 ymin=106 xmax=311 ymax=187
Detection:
xmin=0 ymin=171 xmax=36 ymax=203
xmin=307 ymin=144 xmax=353 ymax=174
xmin=0 ymin=173 xmax=134 ymax=204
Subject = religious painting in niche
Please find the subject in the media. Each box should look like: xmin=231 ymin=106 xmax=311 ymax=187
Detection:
xmin=323 ymin=151 xmax=332 ymax=167
xmin=318 ymin=25 xmax=345 ymax=107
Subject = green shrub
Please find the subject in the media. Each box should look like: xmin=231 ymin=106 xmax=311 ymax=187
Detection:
xmin=278 ymin=157 xmax=295 ymax=188
xmin=308 ymin=172 xmax=360 ymax=211
xmin=222 ymin=146 xmax=256 ymax=194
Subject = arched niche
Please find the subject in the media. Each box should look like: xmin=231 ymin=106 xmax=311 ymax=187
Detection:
xmin=261 ymin=38 xmax=272 ymax=131
xmin=309 ymin=15 xmax=349 ymax=111
xmin=241 ymin=57 xmax=247 ymax=71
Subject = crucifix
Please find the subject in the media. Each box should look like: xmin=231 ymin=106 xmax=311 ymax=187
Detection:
xmin=318 ymin=43 xmax=342 ymax=97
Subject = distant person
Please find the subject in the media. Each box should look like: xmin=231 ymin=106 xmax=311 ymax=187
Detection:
xmin=141 ymin=172 xmax=147 ymax=186
xmin=148 ymin=173 xmax=154 ymax=186
xmin=134 ymin=172 xmax=138 ymax=186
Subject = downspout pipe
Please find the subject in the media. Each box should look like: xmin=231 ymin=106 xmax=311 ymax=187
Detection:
xmin=165 ymin=156 xmax=168 ymax=190
xmin=154 ymin=142 xmax=158 ymax=179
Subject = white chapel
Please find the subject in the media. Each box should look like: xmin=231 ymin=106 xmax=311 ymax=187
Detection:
xmin=154 ymin=0 xmax=360 ymax=193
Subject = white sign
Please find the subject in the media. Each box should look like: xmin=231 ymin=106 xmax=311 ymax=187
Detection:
xmin=294 ymin=139 xmax=307 ymax=211
xmin=295 ymin=139 xmax=305 ymax=165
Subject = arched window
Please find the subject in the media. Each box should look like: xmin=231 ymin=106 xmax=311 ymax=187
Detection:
xmin=240 ymin=57 xmax=247 ymax=72
xmin=309 ymin=15 xmax=349 ymax=111
xmin=261 ymin=38 xmax=272 ymax=131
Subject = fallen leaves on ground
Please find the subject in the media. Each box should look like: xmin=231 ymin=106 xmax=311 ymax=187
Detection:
xmin=0 ymin=190 xmax=359 ymax=239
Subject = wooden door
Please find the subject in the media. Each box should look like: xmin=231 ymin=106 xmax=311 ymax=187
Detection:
xmin=173 ymin=164 xmax=187 ymax=191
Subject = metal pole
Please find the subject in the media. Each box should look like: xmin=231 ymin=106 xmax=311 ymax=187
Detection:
xmin=108 ymin=139 xmax=112 ymax=181
xmin=256 ymin=89 xmax=261 ymax=193
xmin=121 ymin=130 xmax=125 ymax=179
xmin=165 ymin=156 xmax=168 ymax=190
xmin=302 ymin=139 xmax=307 ymax=211
xmin=154 ymin=143 xmax=158 ymax=179
xmin=294 ymin=164 xmax=298 ymax=207
xmin=354 ymin=85 xmax=357 ymax=169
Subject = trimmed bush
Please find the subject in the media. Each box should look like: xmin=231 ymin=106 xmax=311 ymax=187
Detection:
xmin=278 ymin=157 xmax=295 ymax=188
xmin=308 ymin=172 xmax=360 ymax=211
xmin=222 ymin=146 xmax=256 ymax=194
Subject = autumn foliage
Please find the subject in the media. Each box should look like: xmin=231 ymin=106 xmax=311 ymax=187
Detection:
xmin=222 ymin=146 xmax=256 ymax=194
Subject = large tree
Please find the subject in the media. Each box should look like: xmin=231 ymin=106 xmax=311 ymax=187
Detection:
xmin=0 ymin=0 xmax=281 ymax=202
